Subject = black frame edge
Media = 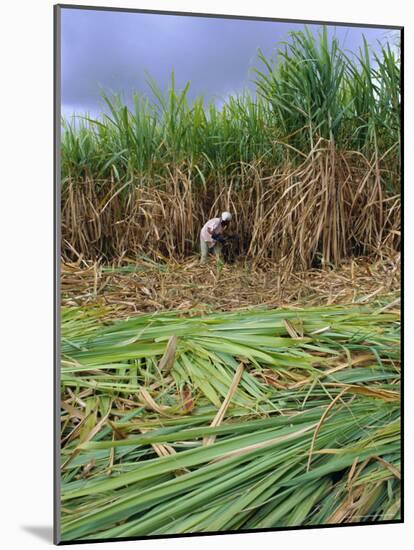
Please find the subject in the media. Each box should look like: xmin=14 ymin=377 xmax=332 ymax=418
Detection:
xmin=55 ymin=3 xmax=403 ymax=30
xmin=399 ymin=25 xmax=404 ymax=525
xmin=58 ymin=519 xmax=402 ymax=545
xmin=54 ymin=3 xmax=62 ymax=546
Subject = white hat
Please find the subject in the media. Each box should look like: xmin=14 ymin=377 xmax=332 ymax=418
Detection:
xmin=221 ymin=211 xmax=232 ymax=221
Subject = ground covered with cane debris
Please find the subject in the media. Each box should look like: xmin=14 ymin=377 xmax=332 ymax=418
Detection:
xmin=61 ymin=254 xmax=400 ymax=316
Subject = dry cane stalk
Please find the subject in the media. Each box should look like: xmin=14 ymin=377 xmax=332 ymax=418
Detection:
xmin=203 ymin=363 xmax=245 ymax=446
xmin=306 ymin=387 xmax=349 ymax=472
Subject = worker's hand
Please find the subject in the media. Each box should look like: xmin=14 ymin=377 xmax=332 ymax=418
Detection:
xmin=212 ymin=234 xmax=225 ymax=244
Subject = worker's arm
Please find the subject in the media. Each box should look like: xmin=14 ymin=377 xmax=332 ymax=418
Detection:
xmin=212 ymin=233 xmax=226 ymax=244
xmin=207 ymin=221 xmax=220 ymax=237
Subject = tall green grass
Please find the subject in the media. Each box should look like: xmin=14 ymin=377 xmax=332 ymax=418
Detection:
xmin=61 ymin=28 xmax=400 ymax=190
xmin=60 ymin=27 xmax=400 ymax=265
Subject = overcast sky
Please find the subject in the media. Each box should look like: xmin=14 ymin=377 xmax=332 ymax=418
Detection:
xmin=60 ymin=7 xmax=399 ymax=119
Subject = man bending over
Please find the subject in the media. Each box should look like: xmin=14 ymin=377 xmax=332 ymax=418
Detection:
xmin=199 ymin=211 xmax=232 ymax=264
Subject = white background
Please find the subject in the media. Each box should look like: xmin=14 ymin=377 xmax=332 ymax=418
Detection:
xmin=1 ymin=0 xmax=410 ymax=548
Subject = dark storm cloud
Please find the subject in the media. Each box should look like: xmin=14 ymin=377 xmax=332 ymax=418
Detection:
xmin=61 ymin=8 xmax=399 ymax=118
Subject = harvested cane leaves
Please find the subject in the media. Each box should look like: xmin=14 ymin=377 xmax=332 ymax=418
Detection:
xmin=60 ymin=300 xmax=400 ymax=540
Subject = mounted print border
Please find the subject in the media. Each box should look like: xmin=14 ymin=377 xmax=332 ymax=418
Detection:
xmin=54 ymin=4 xmax=403 ymax=545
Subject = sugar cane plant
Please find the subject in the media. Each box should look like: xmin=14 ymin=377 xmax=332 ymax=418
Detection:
xmin=60 ymin=27 xmax=400 ymax=267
